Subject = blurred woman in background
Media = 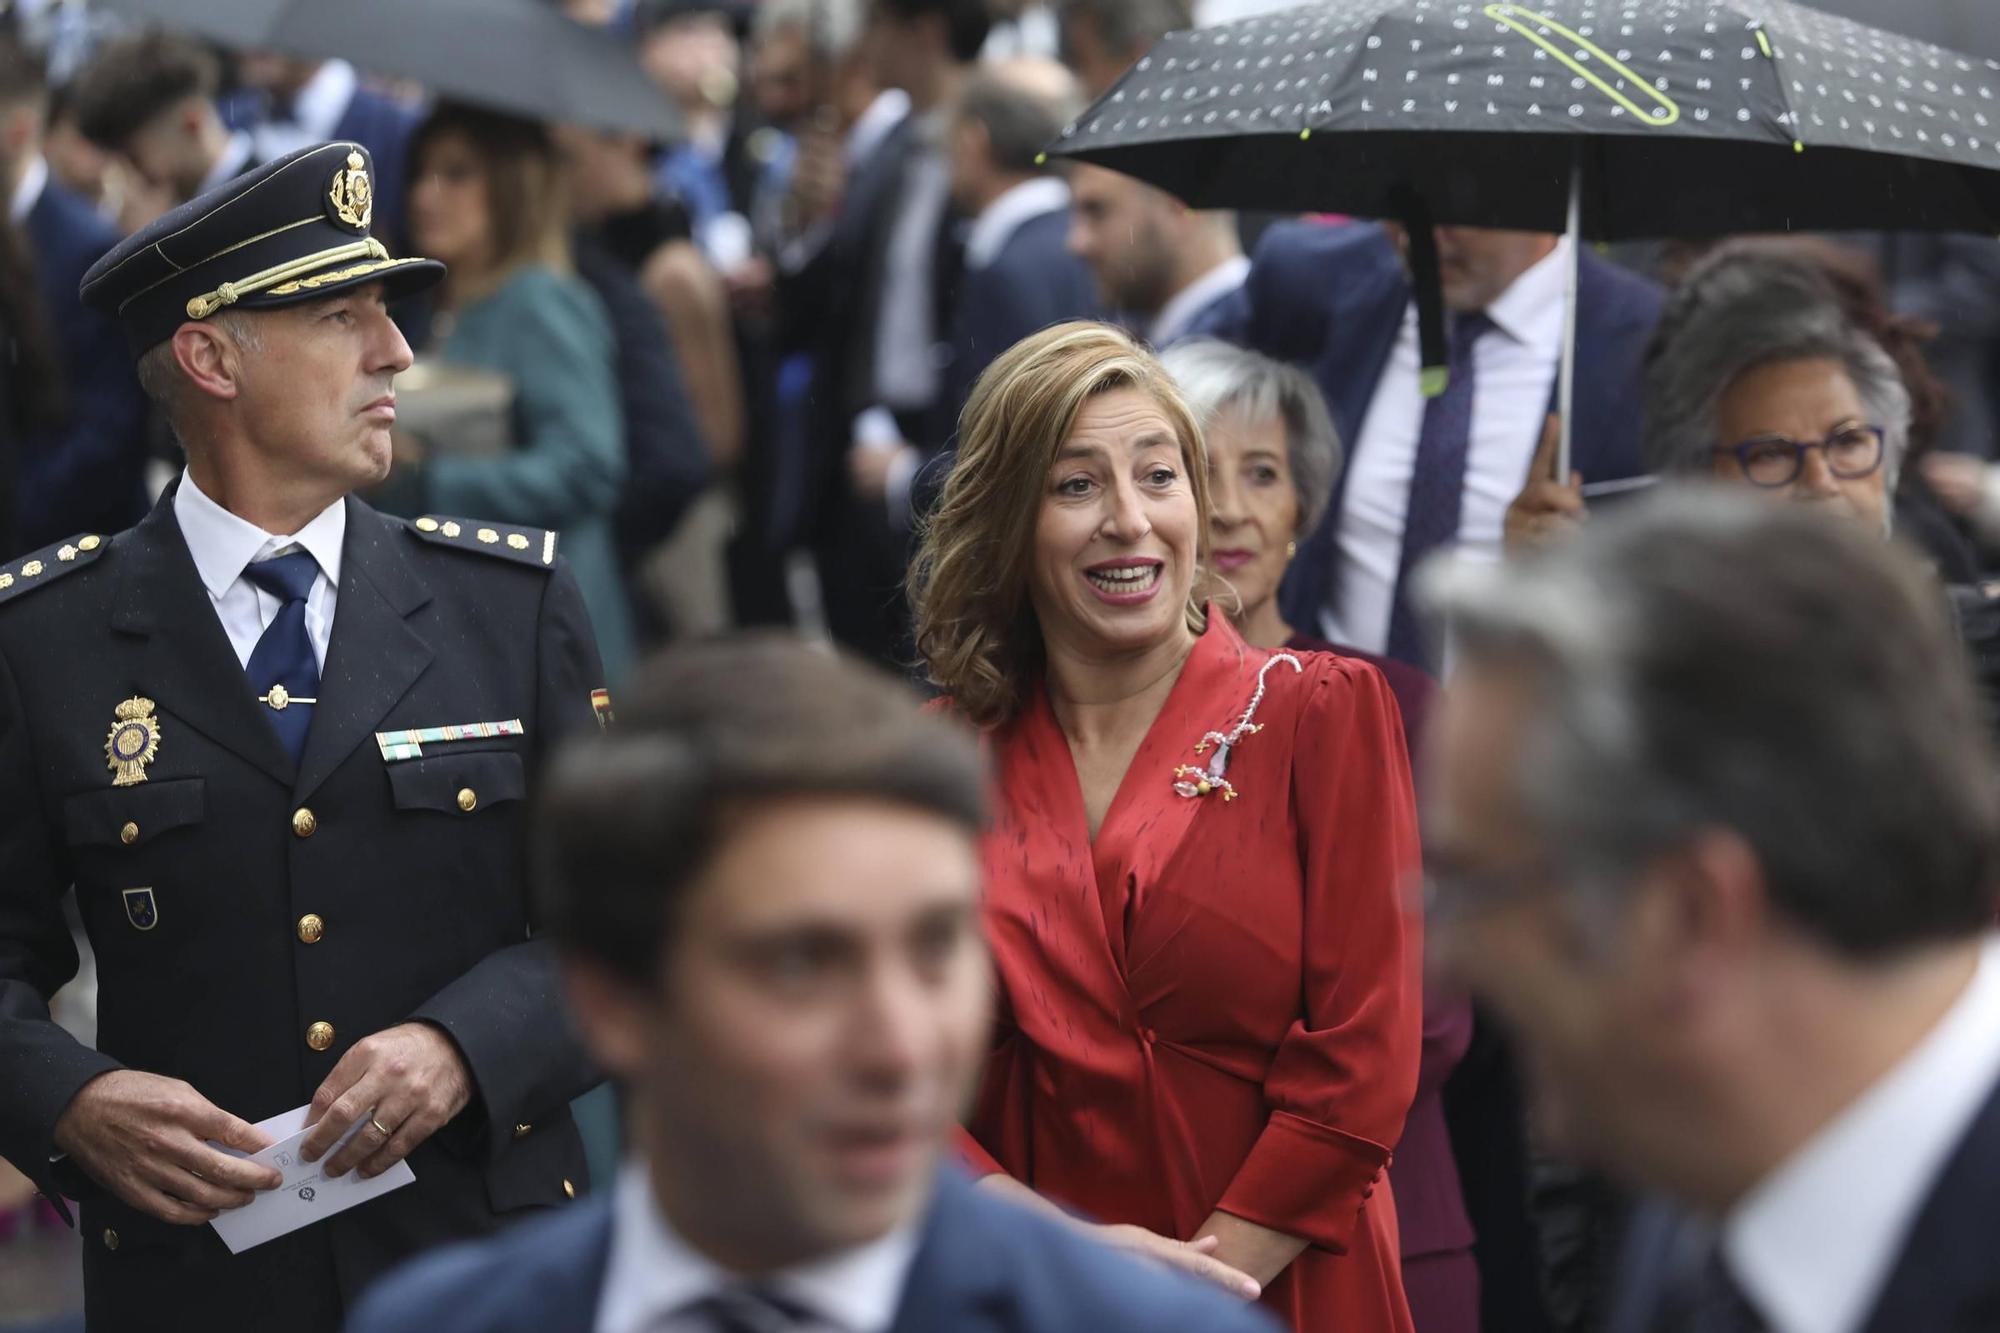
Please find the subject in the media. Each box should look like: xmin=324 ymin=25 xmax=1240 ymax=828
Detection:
xmin=399 ymin=102 xmax=635 ymax=678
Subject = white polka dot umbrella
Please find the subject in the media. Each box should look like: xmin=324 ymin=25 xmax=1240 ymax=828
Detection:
xmin=1051 ymin=0 xmax=2000 ymax=473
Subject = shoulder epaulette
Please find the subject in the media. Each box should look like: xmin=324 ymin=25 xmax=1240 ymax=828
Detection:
xmin=0 ymin=532 xmax=110 ymax=607
xmin=403 ymin=515 xmax=558 ymax=569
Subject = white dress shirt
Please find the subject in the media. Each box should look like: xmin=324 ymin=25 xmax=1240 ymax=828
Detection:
xmin=595 ymin=1162 xmax=921 ymax=1333
xmin=173 ymin=469 xmax=344 ymax=671
xmin=872 ymin=111 xmax=954 ymax=413
xmin=961 ymin=176 xmax=1069 ymax=272
xmin=1148 ymin=254 xmax=1251 ymax=349
xmin=9 ymin=153 xmax=48 ymax=225
xmin=1323 ymin=238 xmax=1571 ymax=651
xmin=199 ymin=131 xmax=258 ymax=197
xmin=250 ymin=60 xmax=360 ymax=164
xmin=1723 ymin=935 xmax=2000 ymax=1333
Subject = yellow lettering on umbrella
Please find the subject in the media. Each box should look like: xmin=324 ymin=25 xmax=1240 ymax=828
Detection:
xmin=1482 ymin=4 xmax=1683 ymax=127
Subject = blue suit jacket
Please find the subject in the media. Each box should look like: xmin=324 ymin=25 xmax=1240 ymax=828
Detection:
xmin=1194 ymin=221 xmax=1663 ymax=633
xmin=344 ymin=1167 xmax=1281 ymax=1333
xmin=17 ymin=180 xmax=150 ymax=552
xmin=1606 ymin=1074 xmax=2000 ymax=1333
xmin=931 ymin=206 xmax=1099 ymax=452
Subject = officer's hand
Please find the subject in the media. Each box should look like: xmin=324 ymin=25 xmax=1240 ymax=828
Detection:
xmin=52 ymin=1070 xmax=283 ymax=1225
xmin=300 ymin=1022 xmax=472 ymax=1180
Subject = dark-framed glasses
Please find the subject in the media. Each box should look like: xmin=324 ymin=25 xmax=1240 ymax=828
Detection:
xmin=1714 ymin=424 xmax=1886 ymax=489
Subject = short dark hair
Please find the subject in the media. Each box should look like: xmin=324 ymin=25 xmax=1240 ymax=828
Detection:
xmin=1056 ymin=0 xmax=1191 ymax=65
xmin=1423 ymin=486 xmax=2000 ymax=960
xmin=69 ymin=30 xmax=220 ymax=152
xmin=875 ymin=0 xmax=992 ymax=64
xmin=536 ymin=634 xmax=989 ymax=984
xmin=958 ymin=70 xmax=1079 ymax=176
xmin=0 ymin=26 xmax=48 ymax=114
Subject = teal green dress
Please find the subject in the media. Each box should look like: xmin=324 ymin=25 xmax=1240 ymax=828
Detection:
xmin=419 ymin=265 xmax=635 ymax=680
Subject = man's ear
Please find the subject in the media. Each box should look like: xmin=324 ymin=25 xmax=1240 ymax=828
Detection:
xmin=170 ymin=321 xmax=245 ymax=403
xmin=562 ymin=959 xmax=656 ymax=1083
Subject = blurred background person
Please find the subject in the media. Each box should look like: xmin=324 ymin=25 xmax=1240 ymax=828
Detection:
xmin=67 ymin=29 xmax=249 ymax=216
xmin=911 ymin=322 xmax=1422 ymax=1331
xmin=852 ymin=57 xmax=1094 ymax=524
xmin=394 ymin=103 xmax=635 ymax=681
xmin=1068 ymin=163 xmax=1245 ymax=348
xmin=1056 ymin=0 xmax=1191 ymax=98
xmin=1422 ymin=490 xmax=2000 ymax=1333
xmin=1165 ymin=337 xmax=1480 ymax=1333
xmin=780 ymin=0 xmax=988 ymax=663
xmin=221 ymin=55 xmax=422 ymax=245
xmin=0 ymin=27 xmax=148 ymax=553
xmin=347 ymin=636 xmax=1280 ymax=1333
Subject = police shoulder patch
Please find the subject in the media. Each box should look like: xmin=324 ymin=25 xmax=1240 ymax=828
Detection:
xmin=0 ymin=533 xmax=109 ymax=608
xmin=403 ymin=515 xmax=557 ymax=568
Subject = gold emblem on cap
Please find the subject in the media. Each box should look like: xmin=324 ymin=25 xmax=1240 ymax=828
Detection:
xmin=105 ymin=697 xmax=162 ymax=788
xmin=328 ymin=150 xmax=374 ymax=231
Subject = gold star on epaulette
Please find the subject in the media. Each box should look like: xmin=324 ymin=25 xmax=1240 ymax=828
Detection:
xmin=0 ymin=533 xmax=106 ymax=608
xmin=407 ymin=515 xmax=558 ymax=568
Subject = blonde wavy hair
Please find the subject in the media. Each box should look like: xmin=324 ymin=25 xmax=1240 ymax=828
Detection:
xmin=910 ymin=321 xmax=1212 ymax=729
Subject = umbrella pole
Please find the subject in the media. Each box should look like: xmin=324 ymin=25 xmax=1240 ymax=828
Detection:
xmin=1555 ymin=141 xmax=1582 ymax=483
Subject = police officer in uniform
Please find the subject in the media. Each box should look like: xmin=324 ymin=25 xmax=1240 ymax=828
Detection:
xmin=0 ymin=142 xmax=606 ymax=1331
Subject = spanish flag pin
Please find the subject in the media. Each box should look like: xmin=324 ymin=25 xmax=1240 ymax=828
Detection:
xmin=590 ymin=688 xmax=613 ymax=732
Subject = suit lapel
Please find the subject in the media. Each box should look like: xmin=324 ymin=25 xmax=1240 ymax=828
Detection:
xmin=108 ymin=492 xmax=294 ymax=789
xmin=291 ymin=499 xmax=434 ymax=803
xmin=1859 ymin=1075 xmax=2000 ymax=1332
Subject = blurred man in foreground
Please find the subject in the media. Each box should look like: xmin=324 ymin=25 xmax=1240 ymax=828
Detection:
xmin=348 ymin=636 xmax=1278 ymax=1333
xmin=1422 ymin=489 xmax=2000 ymax=1333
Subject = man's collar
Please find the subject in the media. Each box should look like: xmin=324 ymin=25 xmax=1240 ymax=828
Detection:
xmin=964 ymin=176 xmax=1070 ymax=270
xmin=597 ymin=1160 xmax=922 ymax=1333
xmin=1723 ymin=934 xmax=2000 ymax=1333
xmin=848 ymin=89 xmax=912 ymax=167
xmin=172 ymin=467 xmax=346 ymax=598
xmin=1482 ymin=235 xmax=1572 ymax=346
xmin=9 ymin=154 xmax=48 ymax=226
xmin=1150 ymin=254 xmax=1251 ymax=347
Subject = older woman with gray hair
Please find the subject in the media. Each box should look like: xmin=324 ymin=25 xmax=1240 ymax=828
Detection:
xmin=1162 ymin=338 xmax=1481 ymax=1333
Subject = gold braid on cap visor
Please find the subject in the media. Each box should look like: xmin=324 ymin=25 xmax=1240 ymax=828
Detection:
xmin=183 ymin=238 xmax=429 ymax=319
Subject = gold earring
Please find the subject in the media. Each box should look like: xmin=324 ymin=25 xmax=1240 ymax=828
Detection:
xmin=1286 ymin=540 xmax=1298 ymax=560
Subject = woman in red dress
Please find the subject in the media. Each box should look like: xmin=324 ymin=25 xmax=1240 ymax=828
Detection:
xmin=909 ymin=322 xmax=1423 ymax=1332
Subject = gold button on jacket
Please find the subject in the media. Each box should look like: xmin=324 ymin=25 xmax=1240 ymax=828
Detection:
xmin=102 ymin=1228 xmax=119 ymax=1251
xmin=119 ymin=821 xmax=139 ymax=846
xmin=562 ymin=1178 xmax=576 ymax=1199
xmin=297 ymin=914 xmax=325 ymax=944
xmin=306 ymin=1021 xmax=335 ymax=1051
xmin=456 ymin=787 xmax=477 ymax=812
xmin=291 ymin=807 xmax=317 ymax=838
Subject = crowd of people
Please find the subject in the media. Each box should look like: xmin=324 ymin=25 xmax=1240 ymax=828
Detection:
xmin=2 ymin=0 xmax=2000 ymax=1330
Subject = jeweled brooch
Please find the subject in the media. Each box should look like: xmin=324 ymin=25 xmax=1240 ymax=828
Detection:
xmin=1173 ymin=653 xmax=1302 ymax=801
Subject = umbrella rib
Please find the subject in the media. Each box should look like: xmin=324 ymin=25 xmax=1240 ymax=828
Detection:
xmin=1745 ymin=10 xmax=1802 ymax=152
xmin=1306 ymin=13 xmax=1386 ymax=137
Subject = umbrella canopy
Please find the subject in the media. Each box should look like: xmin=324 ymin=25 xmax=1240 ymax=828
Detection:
xmin=1051 ymin=0 xmax=2000 ymax=237
xmin=100 ymin=0 xmax=682 ymax=140
xmin=1811 ymin=0 xmax=1997 ymax=63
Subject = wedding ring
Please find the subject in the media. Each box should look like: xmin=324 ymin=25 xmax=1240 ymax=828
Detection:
xmin=370 ymin=1115 xmax=392 ymax=1137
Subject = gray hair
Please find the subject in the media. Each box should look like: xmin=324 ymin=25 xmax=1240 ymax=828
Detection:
xmin=1643 ymin=248 xmax=1912 ymax=495
xmin=753 ymin=0 xmax=867 ymax=63
xmin=1419 ymin=485 xmax=1999 ymax=961
xmin=1161 ymin=338 xmax=1342 ymax=536
xmin=1055 ymin=0 xmax=1192 ymax=63
xmin=133 ymin=311 xmax=265 ymax=437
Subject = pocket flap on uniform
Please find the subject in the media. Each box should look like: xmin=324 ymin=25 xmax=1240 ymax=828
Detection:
xmin=62 ymin=778 xmax=207 ymax=847
xmin=386 ymin=750 xmax=527 ymax=814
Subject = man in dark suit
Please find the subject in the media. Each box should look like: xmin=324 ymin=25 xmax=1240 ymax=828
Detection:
xmin=1066 ymin=160 xmax=1246 ymax=350
xmin=849 ymin=59 xmax=1097 ymax=530
xmin=0 ymin=31 xmax=151 ymax=551
xmin=346 ymin=636 xmax=1278 ymax=1333
xmin=0 ymin=142 xmax=605 ymax=1332
xmin=778 ymin=0 xmax=987 ymax=663
xmin=1422 ymin=490 xmax=2000 ymax=1333
xmin=1196 ymin=219 xmax=1663 ymax=671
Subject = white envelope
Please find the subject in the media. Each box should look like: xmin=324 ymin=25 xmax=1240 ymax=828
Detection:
xmin=207 ymin=1104 xmax=415 ymax=1254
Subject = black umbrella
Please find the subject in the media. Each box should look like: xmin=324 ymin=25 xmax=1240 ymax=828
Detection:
xmin=1052 ymin=0 xmax=2000 ymax=473
xmin=100 ymin=0 xmax=682 ymax=139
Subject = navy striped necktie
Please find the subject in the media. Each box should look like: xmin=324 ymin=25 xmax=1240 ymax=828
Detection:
xmin=1383 ymin=310 xmax=1495 ymax=668
xmin=242 ymin=549 xmax=321 ymax=765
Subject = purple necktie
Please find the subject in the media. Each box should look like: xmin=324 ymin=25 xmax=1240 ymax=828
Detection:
xmin=1384 ymin=311 xmax=1494 ymax=668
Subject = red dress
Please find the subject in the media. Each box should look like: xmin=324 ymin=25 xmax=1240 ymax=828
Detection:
xmin=959 ymin=614 xmax=1423 ymax=1332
